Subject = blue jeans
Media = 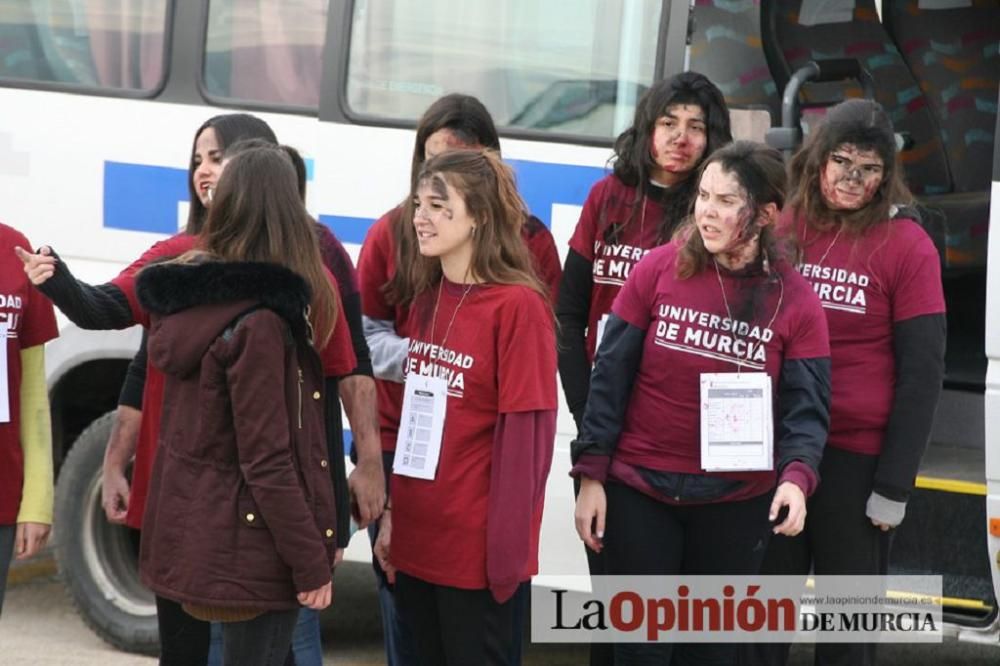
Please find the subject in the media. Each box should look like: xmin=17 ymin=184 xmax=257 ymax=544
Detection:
xmin=208 ymin=607 xmax=322 ymax=666
xmin=369 ymin=520 xmax=420 ymax=666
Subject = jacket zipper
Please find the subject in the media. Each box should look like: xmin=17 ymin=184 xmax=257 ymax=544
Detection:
xmin=297 ymin=367 xmax=304 ymax=429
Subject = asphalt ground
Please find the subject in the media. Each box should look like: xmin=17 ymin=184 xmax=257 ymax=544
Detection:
xmin=2 ymin=551 xmax=998 ymax=665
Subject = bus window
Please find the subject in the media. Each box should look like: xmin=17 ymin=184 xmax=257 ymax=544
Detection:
xmin=346 ymin=0 xmax=662 ymax=140
xmin=203 ymin=0 xmax=327 ymax=110
xmin=0 ymin=0 xmax=168 ymax=92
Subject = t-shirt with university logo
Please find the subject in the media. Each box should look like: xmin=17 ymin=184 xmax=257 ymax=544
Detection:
xmin=359 ymin=206 xmax=562 ymax=453
xmin=0 ymin=223 xmax=59 ymax=524
xmin=110 ymin=232 xmax=357 ymax=528
xmin=390 ymin=279 xmax=556 ymax=589
xmin=610 ymin=242 xmax=829 ymax=491
xmin=568 ymin=174 xmax=667 ymax=362
xmin=786 ymin=212 xmax=945 ymax=455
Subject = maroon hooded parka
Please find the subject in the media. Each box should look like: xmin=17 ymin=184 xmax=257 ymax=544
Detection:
xmin=136 ymin=260 xmax=337 ymax=611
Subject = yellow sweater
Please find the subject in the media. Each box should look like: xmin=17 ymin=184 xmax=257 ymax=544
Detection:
xmin=17 ymin=345 xmax=53 ymax=525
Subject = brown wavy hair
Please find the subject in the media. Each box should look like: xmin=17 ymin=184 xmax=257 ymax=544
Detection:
xmin=403 ymin=149 xmax=548 ymax=311
xmin=787 ymin=99 xmax=912 ymax=235
xmin=675 ymin=141 xmax=790 ymax=280
xmin=195 ymin=145 xmax=337 ymax=344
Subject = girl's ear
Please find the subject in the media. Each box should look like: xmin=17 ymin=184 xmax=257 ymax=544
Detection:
xmin=757 ymin=202 xmax=779 ymax=229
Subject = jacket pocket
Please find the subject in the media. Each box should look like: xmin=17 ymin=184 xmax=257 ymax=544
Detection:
xmin=238 ymin=494 xmax=267 ymax=529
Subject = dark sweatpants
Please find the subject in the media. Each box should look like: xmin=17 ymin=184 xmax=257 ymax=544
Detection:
xmin=748 ymin=446 xmax=892 ymax=666
xmin=603 ymin=482 xmax=773 ymax=666
xmin=395 ymin=572 xmax=519 ymax=666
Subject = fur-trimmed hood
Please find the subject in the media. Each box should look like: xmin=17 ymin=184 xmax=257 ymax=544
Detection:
xmin=137 ymin=261 xmax=311 ymax=377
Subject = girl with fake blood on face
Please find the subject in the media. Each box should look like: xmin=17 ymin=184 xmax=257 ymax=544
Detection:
xmin=751 ymin=100 xmax=946 ymax=666
xmin=557 ymin=71 xmax=731 ymax=666
xmin=558 ymin=72 xmax=733 ymax=432
xmin=571 ymin=141 xmax=831 ymax=665
xmin=373 ymin=150 xmax=557 ymax=666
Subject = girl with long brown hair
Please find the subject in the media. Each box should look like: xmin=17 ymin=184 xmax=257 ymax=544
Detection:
xmin=357 ymin=93 xmax=560 ymax=665
xmin=135 ymin=145 xmax=340 ymax=666
xmin=754 ymin=99 xmax=946 ymax=666
xmin=374 ymin=149 xmax=557 ymax=665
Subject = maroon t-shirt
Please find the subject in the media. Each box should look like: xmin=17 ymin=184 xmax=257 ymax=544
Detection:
xmin=390 ymin=280 xmax=556 ymax=589
xmin=523 ymin=217 xmax=563 ymax=302
xmin=788 ymin=213 xmax=946 ymax=455
xmin=568 ymin=175 xmax=667 ymax=361
xmin=610 ymin=242 xmax=829 ymax=490
xmin=0 ymin=223 xmax=59 ymax=524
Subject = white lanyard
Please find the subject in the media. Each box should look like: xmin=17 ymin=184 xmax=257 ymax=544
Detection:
xmin=699 ymin=257 xmax=782 ymax=471
xmin=393 ymin=280 xmax=474 ymax=481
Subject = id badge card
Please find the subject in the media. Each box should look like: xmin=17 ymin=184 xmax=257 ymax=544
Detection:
xmin=393 ymin=373 xmax=448 ymax=480
xmin=699 ymin=372 xmax=773 ymax=472
xmin=595 ymin=314 xmax=610 ymax=349
xmin=0 ymin=324 xmax=9 ymax=423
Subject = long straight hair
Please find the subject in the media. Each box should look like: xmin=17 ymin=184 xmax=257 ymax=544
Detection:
xmin=185 ymin=114 xmax=278 ymax=235
xmin=406 ymin=149 xmax=548 ymax=310
xmin=197 ymin=146 xmax=336 ymax=344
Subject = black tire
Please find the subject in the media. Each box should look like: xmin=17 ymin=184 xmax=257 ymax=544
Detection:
xmin=54 ymin=411 xmax=159 ymax=655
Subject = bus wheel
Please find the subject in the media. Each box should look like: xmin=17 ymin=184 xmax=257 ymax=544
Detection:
xmin=54 ymin=411 xmax=158 ymax=655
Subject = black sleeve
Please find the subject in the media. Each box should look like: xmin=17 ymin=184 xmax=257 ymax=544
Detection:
xmin=776 ymin=357 xmax=831 ymax=474
xmin=570 ymin=314 xmax=645 ymax=464
xmin=117 ymin=332 xmax=148 ymax=409
xmin=556 ymin=248 xmax=595 ymax=431
xmin=324 ymin=377 xmax=351 ymax=549
xmin=37 ymin=249 xmax=134 ymax=329
xmin=341 ymin=291 xmax=373 ymax=377
xmin=873 ymin=313 xmax=947 ymax=502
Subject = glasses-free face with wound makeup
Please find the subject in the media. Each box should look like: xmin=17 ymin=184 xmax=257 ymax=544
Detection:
xmin=412 ymin=174 xmax=477 ymax=261
xmin=820 ymin=143 xmax=885 ymax=211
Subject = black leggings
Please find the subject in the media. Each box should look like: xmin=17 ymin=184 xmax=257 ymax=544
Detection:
xmin=603 ymin=482 xmax=773 ymax=666
xmin=748 ymin=446 xmax=891 ymax=666
xmin=574 ymin=477 xmax=614 ymax=666
xmin=155 ymin=595 xmax=210 ymax=666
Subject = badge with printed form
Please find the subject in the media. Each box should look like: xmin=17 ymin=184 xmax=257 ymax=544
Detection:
xmin=0 ymin=324 xmax=9 ymax=423
xmin=393 ymin=373 xmax=448 ymax=480
xmin=699 ymin=372 xmax=773 ymax=471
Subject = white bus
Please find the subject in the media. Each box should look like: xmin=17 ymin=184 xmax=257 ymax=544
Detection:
xmin=0 ymin=0 xmax=996 ymax=654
